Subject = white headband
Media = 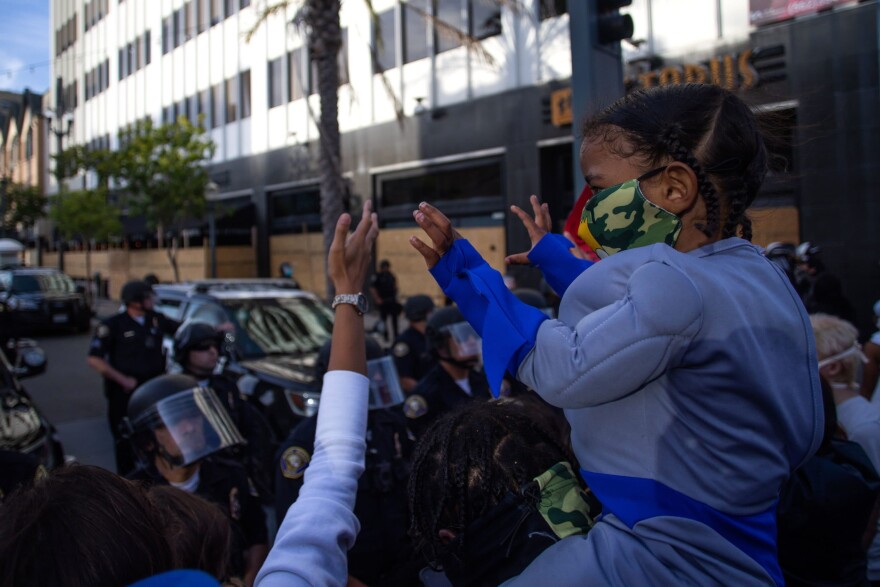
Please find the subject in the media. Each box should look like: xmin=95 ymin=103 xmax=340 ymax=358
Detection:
xmin=818 ymin=343 xmax=869 ymax=369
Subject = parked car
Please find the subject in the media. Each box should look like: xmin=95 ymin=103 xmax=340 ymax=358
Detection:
xmin=0 ymin=324 xmax=66 ymax=472
xmin=0 ymin=267 xmax=92 ymax=333
xmin=153 ymin=280 xmax=333 ymax=439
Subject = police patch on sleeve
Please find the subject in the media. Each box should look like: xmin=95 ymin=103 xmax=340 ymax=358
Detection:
xmin=404 ymin=394 xmax=428 ymax=419
xmin=393 ymin=342 xmax=410 ymax=358
xmin=280 ymin=446 xmax=311 ymax=480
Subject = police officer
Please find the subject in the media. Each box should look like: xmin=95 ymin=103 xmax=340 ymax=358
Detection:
xmin=370 ymin=259 xmax=401 ymax=342
xmin=87 ymin=279 xmax=179 ymax=475
xmin=275 ymin=339 xmax=421 ymax=586
xmin=174 ymin=321 xmax=276 ymax=501
xmin=392 ymin=294 xmax=436 ymax=393
xmin=405 ymin=306 xmax=491 ymax=438
xmin=125 ymin=373 xmax=269 ymax=586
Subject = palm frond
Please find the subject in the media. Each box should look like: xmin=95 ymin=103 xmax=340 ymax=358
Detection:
xmin=245 ymin=0 xmax=297 ymax=43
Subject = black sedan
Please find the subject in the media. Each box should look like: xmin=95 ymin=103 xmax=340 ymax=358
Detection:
xmin=0 ymin=267 xmax=92 ymax=333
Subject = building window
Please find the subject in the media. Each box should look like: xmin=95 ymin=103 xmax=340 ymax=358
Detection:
xmin=211 ymin=0 xmax=223 ymax=25
xmin=225 ymin=76 xmax=239 ymax=122
xmin=200 ymin=89 xmax=212 ymax=128
xmin=163 ymin=16 xmax=172 ymax=53
xmin=211 ymin=84 xmax=224 ymax=128
xmin=25 ymin=129 xmax=33 ymax=160
xmin=240 ymin=0 xmax=250 ymax=7
xmin=225 ymin=0 xmax=238 ymax=18
xmin=434 ymin=0 xmax=464 ymax=54
xmin=186 ymin=1 xmax=197 ymax=40
xmin=373 ymin=9 xmax=397 ymax=72
xmin=270 ymin=186 xmax=321 ymax=233
xmin=240 ymin=70 xmax=251 ymax=118
xmin=378 ymin=157 xmax=504 ymax=226
xmin=127 ymin=42 xmax=134 ymax=75
xmin=174 ymin=9 xmax=184 ymax=47
xmin=144 ymin=31 xmax=152 ymax=65
xmin=188 ymin=95 xmax=199 ymax=123
xmin=199 ymin=0 xmax=210 ymax=33
xmin=287 ymin=49 xmax=304 ymax=100
xmin=268 ymin=56 xmax=286 ymax=108
xmin=404 ymin=0 xmax=430 ymax=63
xmin=135 ymin=38 xmax=142 ymax=71
xmin=118 ymin=48 xmax=126 ymax=79
xmin=470 ymin=0 xmax=501 ymax=39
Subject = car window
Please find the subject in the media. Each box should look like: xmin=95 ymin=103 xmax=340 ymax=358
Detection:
xmin=155 ymin=297 xmax=185 ymax=321
xmin=188 ymin=302 xmax=228 ymax=326
xmin=10 ymin=273 xmax=75 ymax=294
xmin=222 ymin=297 xmax=333 ymax=359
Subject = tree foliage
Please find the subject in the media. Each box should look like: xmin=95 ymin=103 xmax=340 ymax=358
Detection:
xmin=1 ymin=183 xmax=47 ymax=234
xmin=50 ymin=188 xmax=121 ymax=242
xmin=115 ymin=117 xmax=216 ymax=232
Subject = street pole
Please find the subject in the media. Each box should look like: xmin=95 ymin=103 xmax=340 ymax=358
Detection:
xmin=566 ymin=0 xmax=632 ymax=198
xmin=0 ymin=176 xmax=8 ymax=239
xmin=205 ymin=181 xmax=219 ymax=278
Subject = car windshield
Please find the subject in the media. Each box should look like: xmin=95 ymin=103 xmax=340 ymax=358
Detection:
xmin=11 ymin=273 xmax=76 ymax=294
xmin=222 ymin=297 xmax=333 ymax=359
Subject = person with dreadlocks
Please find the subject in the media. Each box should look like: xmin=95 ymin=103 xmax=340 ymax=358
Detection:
xmin=408 ymin=400 xmax=600 ymax=587
xmin=409 ymin=84 xmax=822 ymax=585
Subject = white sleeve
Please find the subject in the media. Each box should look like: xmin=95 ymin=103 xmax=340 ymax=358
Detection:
xmin=517 ymin=262 xmax=703 ymax=409
xmin=256 ymin=370 xmax=369 ymax=587
xmin=836 ymin=396 xmax=880 ymax=472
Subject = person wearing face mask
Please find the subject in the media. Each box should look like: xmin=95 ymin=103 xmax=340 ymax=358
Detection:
xmin=810 ymin=313 xmax=880 ymax=583
xmin=404 ymin=306 xmax=491 ymax=439
xmin=409 ymin=84 xmax=822 ymax=585
xmin=861 ymin=300 xmax=880 ymax=403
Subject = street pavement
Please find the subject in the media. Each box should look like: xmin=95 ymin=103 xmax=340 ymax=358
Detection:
xmin=22 ymin=298 xmax=121 ymax=471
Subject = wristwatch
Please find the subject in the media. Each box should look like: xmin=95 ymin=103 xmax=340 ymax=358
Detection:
xmin=331 ymin=292 xmax=368 ymax=316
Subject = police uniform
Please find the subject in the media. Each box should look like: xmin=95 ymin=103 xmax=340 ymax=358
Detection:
xmin=405 ymin=363 xmax=491 ymax=438
xmin=89 ymin=310 xmax=179 ymax=474
xmin=192 ymin=372 xmax=276 ymax=503
xmin=275 ymin=408 xmax=420 ymax=585
xmin=371 ymin=270 xmax=401 ymax=341
xmin=391 ymin=326 xmax=435 ymax=387
xmin=131 ymin=456 xmax=268 ymax=578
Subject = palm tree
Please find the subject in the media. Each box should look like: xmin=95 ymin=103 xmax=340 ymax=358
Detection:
xmin=248 ymin=1 xmax=501 ymax=295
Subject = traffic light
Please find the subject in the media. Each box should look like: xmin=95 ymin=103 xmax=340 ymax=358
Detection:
xmin=597 ymin=0 xmax=634 ymax=46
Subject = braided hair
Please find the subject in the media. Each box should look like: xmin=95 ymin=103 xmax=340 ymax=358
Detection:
xmin=582 ymin=84 xmax=768 ymax=240
xmin=407 ymin=400 xmax=572 ymax=566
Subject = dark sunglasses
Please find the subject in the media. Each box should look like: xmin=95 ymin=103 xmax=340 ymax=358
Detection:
xmin=192 ymin=341 xmax=219 ymax=352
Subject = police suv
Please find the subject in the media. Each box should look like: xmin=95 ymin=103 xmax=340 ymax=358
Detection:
xmin=153 ymin=280 xmax=332 ymax=440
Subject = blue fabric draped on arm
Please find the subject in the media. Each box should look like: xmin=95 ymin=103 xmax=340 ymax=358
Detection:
xmin=429 ymin=239 xmax=548 ymax=395
xmin=528 ymin=233 xmax=594 ymax=297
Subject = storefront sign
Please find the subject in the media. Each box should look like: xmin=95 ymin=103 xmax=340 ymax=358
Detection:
xmin=550 ymin=88 xmax=572 ymax=127
xmin=750 ymin=0 xmax=856 ymax=26
xmin=632 ymin=49 xmax=759 ymax=92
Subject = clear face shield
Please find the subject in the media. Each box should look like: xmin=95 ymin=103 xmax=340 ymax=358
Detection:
xmin=137 ymin=387 xmax=245 ymax=468
xmin=367 ymin=356 xmax=406 ymax=410
xmin=444 ymin=322 xmax=482 ymax=361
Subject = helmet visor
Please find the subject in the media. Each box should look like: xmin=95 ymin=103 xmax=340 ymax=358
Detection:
xmin=140 ymin=387 xmax=244 ymax=466
xmin=367 ymin=356 xmax=406 ymax=409
xmin=444 ymin=322 xmax=481 ymax=360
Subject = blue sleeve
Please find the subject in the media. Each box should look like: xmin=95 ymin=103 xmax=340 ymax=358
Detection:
xmin=429 ymin=240 xmax=548 ymax=396
xmin=528 ymin=233 xmax=594 ymax=297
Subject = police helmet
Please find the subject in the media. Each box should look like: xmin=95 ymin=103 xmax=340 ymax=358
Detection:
xmin=124 ymin=374 xmax=244 ymax=468
xmin=403 ymin=295 xmax=435 ymax=322
xmin=315 ymin=337 xmax=385 ymax=382
xmin=796 ymin=242 xmax=821 ymax=264
xmin=120 ymin=280 xmax=155 ymax=305
xmin=174 ymin=321 xmax=224 ymax=366
xmin=765 ymin=242 xmax=797 ymax=261
xmin=425 ymin=306 xmax=464 ymax=353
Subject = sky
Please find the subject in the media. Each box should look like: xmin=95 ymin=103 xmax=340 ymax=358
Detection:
xmin=0 ymin=1 xmax=51 ymax=94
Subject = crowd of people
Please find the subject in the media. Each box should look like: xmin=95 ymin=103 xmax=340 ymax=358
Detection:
xmin=1 ymin=84 xmax=880 ymax=586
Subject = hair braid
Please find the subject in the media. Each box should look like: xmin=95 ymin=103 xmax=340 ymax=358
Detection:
xmin=721 ymin=178 xmax=751 ymax=239
xmin=662 ymin=130 xmax=721 ymax=238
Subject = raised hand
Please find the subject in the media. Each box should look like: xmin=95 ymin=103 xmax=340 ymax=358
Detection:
xmin=505 ymin=195 xmax=552 ymax=265
xmin=328 ymin=200 xmax=379 ymax=294
xmin=409 ymin=202 xmax=461 ymax=269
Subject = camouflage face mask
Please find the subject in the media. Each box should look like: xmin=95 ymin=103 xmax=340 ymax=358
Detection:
xmin=578 ymin=167 xmax=682 ymax=259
